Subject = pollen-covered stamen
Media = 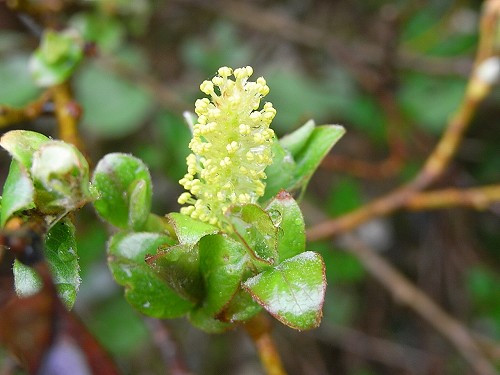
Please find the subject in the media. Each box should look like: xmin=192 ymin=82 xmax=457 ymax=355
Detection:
xmin=179 ymin=66 xmax=276 ymax=228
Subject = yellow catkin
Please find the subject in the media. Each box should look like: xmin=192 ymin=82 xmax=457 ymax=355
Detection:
xmin=178 ymin=66 xmax=276 ymax=227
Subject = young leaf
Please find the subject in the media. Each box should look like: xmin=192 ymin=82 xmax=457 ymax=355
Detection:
xmin=227 ymin=204 xmax=278 ymax=266
xmin=242 ymin=251 xmax=326 ymax=330
xmin=265 ymin=191 xmax=306 ymax=262
xmin=290 ymin=125 xmax=345 ymax=194
xmin=108 ymin=232 xmax=193 ymax=318
xmin=279 ymin=119 xmax=315 ymax=156
xmin=146 ymin=244 xmax=204 ymax=303
xmin=0 ymin=130 xmax=50 ymax=169
xmin=0 ymin=161 xmax=35 ymax=227
xmin=31 ymin=141 xmax=92 ymax=214
xmin=92 ymin=153 xmax=152 ymax=231
xmin=13 ymin=220 xmax=81 ymax=308
xmin=29 ymin=29 xmax=84 ymax=87
xmin=216 ymin=289 xmax=262 ymax=323
xmin=198 ymin=234 xmax=249 ymax=316
xmin=261 ymin=140 xmax=296 ymax=201
xmin=167 ymin=212 xmax=219 ymax=246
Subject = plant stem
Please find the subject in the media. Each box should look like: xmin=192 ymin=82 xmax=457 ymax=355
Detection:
xmin=244 ymin=314 xmax=287 ymax=375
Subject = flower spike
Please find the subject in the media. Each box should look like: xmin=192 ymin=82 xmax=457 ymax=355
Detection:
xmin=179 ymin=66 xmax=276 ymax=227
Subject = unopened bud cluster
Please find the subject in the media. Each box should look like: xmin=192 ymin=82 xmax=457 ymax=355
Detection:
xmin=179 ymin=66 xmax=276 ymax=227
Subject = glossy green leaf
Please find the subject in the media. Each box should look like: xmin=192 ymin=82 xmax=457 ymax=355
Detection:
xmin=92 ymin=153 xmax=152 ymax=230
xmin=243 ymin=251 xmax=326 ymax=330
xmin=167 ymin=212 xmax=219 ymax=246
xmin=31 ymin=141 xmax=92 ymax=214
xmin=279 ymin=120 xmax=315 ymax=156
xmin=216 ymin=289 xmax=262 ymax=323
xmin=227 ymin=204 xmax=278 ymax=267
xmin=0 ymin=130 xmax=50 ymax=169
xmin=14 ymin=220 xmax=81 ymax=308
xmin=146 ymin=243 xmax=203 ymax=303
xmin=108 ymin=232 xmax=193 ymax=318
xmin=265 ymin=191 xmax=306 ymax=262
xmin=199 ymin=234 xmax=249 ymax=316
xmin=262 ymin=139 xmax=296 ymax=201
xmin=0 ymin=160 xmax=35 ymax=227
xmin=128 ymin=179 xmax=150 ymax=230
xmin=291 ymin=125 xmax=345 ymax=194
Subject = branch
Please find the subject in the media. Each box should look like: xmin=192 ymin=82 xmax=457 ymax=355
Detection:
xmin=405 ymin=184 xmax=500 ymax=211
xmin=244 ymin=314 xmax=287 ymax=375
xmin=0 ymin=91 xmax=51 ymax=129
xmin=50 ymin=82 xmax=85 ymax=152
xmin=314 ymin=323 xmax=437 ymax=374
xmin=340 ymin=234 xmax=498 ymax=375
xmin=307 ymin=0 xmax=500 ymax=241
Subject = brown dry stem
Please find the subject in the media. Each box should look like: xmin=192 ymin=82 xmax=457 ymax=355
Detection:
xmin=307 ymin=0 xmax=500 ymax=241
xmin=341 ymin=234 xmax=498 ymax=375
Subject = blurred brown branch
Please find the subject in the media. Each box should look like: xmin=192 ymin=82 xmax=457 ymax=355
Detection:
xmin=0 ymin=90 xmax=51 ymax=128
xmin=340 ymin=234 xmax=498 ymax=375
xmin=307 ymin=0 xmax=500 ymax=241
xmin=405 ymin=184 xmax=500 ymax=211
xmin=314 ymin=323 xmax=437 ymax=374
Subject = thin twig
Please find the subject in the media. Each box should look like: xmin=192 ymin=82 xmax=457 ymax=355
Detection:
xmin=243 ymin=314 xmax=287 ymax=375
xmin=314 ymin=323 xmax=437 ymax=374
xmin=0 ymin=91 xmax=52 ymax=129
xmin=405 ymin=184 xmax=500 ymax=211
xmin=50 ymin=82 xmax=87 ymax=155
xmin=340 ymin=234 xmax=498 ymax=375
xmin=307 ymin=0 xmax=500 ymax=241
xmin=320 ymin=153 xmax=404 ymax=180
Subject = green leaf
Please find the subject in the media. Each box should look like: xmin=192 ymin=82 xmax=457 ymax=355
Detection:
xmin=326 ymin=177 xmax=363 ymax=216
xmin=0 ymin=54 xmax=41 ymax=107
xmin=75 ymin=64 xmax=153 ymax=138
xmin=198 ymin=234 xmax=249 ymax=316
xmin=167 ymin=212 xmax=219 ymax=246
xmin=216 ymin=289 xmax=262 ymax=323
xmin=128 ymin=179 xmax=150 ymax=230
xmin=262 ymin=139 xmax=296 ymax=201
xmin=398 ymin=73 xmax=466 ymax=134
xmin=243 ymin=251 xmax=326 ymax=330
xmin=0 ymin=130 xmax=50 ymax=169
xmin=0 ymin=160 xmax=35 ymax=227
xmin=291 ymin=124 xmax=345 ymax=195
xmin=14 ymin=220 xmax=81 ymax=308
xmin=108 ymin=232 xmax=193 ymax=318
xmin=265 ymin=191 xmax=305 ymax=262
xmin=30 ymin=29 xmax=84 ymax=87
xmin=146 ymin=244 xmax=203 ymax=303
xmin=227 ymin=204 xmax=278 ymax=266
xmin=92 ymin=153 xmax=152 ymax=230
xmin=279 ymin=120 xmax=315 ymax=156
xmin=31 ymin=141 xmax=92 ymax=214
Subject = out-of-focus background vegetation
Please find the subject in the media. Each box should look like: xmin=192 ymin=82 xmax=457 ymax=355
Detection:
xmin=1 ymin=0 xmax=500 ymax=374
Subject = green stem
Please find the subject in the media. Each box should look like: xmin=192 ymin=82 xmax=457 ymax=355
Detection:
xmin=244 ymin=314 xmax=287 ymax=375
